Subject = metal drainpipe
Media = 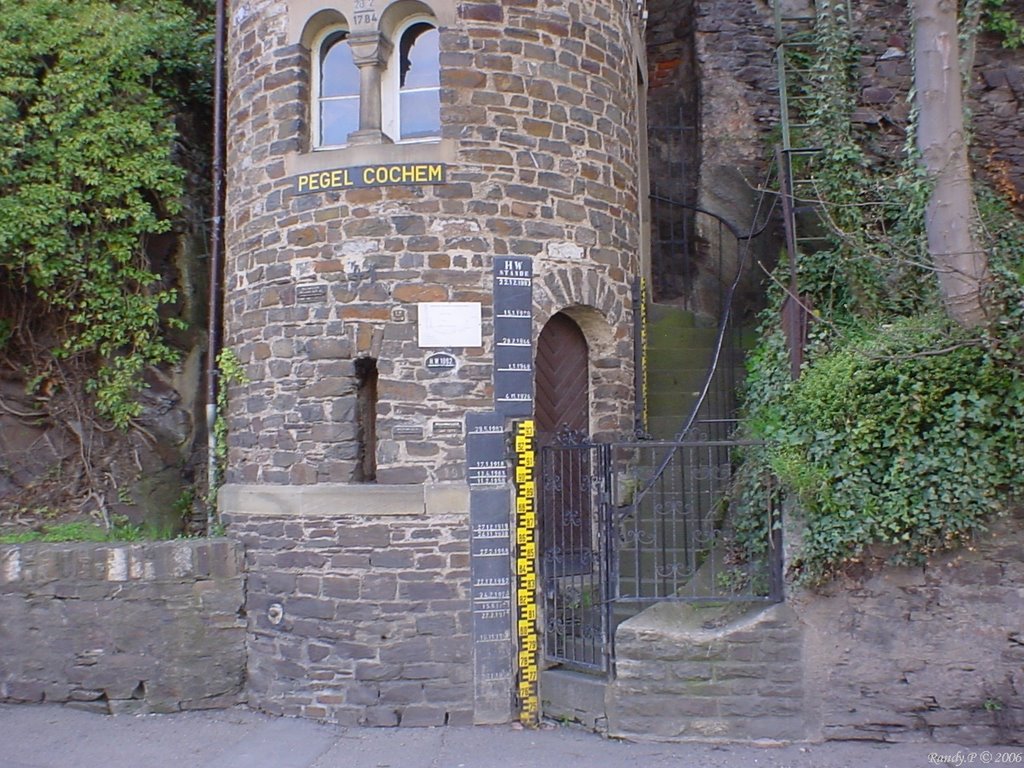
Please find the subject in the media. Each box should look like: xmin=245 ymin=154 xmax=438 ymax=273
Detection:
xmin=206 ymin=0 xmax=227 ymax=525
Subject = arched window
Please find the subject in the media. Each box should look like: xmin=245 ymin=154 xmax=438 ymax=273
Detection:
xmin=384 ymin=18 xmax=440 ymax=142
xmin=313 ymin=27 xmax=359 ymax=148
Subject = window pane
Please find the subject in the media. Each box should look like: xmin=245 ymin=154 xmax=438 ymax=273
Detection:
xmin=400 ymin=24 xmax=439 ymax=89
xmin=400 ymin=88 xmax=440 ymax=139
xmin=321 ymin=97 xmax=358 ymax=146
xmin=321 ymin=33 xmax=358 ymax=98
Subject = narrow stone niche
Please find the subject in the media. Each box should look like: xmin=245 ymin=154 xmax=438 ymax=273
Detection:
xmin=354 ymin=356 xmax=378 ymax=482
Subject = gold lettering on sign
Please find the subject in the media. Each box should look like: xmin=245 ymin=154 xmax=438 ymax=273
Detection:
xmin=294 ymin=164 xmax=446 ymax=194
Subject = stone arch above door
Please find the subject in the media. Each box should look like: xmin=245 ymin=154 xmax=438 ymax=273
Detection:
xmin=534 ymin=297 xmax=636 ymax=442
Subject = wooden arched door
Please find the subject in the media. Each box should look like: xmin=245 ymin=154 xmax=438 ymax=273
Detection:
xmin=535 ymin=312 xmax=590 ymax=578
xmin=535 ymin=313 xmax=589 ymax=441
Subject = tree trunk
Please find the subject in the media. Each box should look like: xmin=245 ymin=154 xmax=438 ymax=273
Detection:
xmin=913 ymin=0 xmax=990 ymax=328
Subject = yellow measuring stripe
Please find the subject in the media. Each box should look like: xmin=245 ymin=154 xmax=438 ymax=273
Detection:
xmin=513 ymin=419 xmax=539 ymax=726
xmin=640 ymin=276 xmax=649 ymax=434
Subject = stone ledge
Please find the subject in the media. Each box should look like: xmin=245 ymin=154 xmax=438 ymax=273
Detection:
xmin=0 ymin=538 xmax=242 ymax=586
xmin=219 ymin=482 xmax=470 ymax=518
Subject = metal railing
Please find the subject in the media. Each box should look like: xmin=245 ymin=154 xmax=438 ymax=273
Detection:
xmin=613 ymin=431 xmax=782 ymax=608
xmin=537 ymin=429 xmax=782 ymax=676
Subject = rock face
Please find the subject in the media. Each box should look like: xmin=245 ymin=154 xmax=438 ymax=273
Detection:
xmin=0 ymin=320 xmax=203 ymax=536
xmin=0 ymin=112 xmax=208 ymax=536
xmin=0 ymin=539 xmax=246 ymax=714
xmin=795 ymin=509 xmax=1024 ymax=745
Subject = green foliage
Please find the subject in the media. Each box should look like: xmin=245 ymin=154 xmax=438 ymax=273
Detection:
xmin=773 ymin=317 xmax=1023 ymax=583
xmin=978 ymin=188 xmax=1024 ymax=363
xmin=207 ymin=349 xmax=248 ymax=515
xmin=984 ymin=698 xmax=1005 ymax=712
xmin=733 ymin=1 xmax=1024 ymax=585
xmin=0 ymin=518 xmax=143 ymax=544
xmin=172 ymin=488 xmax=196 ymax=519
xmin=785 ymin=2 xmax=938 ymax=322
xmin=738 ymin=189 xmax=1024 ymax=584
xmin=0 ymin=0 xmax=210 ymax=427
xmin=981 ymin=0 xmax=1024 ymax=48
xmin=214 ymin=349 xmax=248 ymax=464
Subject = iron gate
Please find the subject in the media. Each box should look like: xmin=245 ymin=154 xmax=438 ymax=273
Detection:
xmin=539 ymin=432 xmax=613 ymax=674
xmin=538 ymin=428 xmax=782 ymax=675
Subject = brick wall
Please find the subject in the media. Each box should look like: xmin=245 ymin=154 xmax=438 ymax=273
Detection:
xmin=0 ymin=539 xmax=246 ymax=714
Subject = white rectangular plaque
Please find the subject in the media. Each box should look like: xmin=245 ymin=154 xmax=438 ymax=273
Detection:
xmin=418 ymin=302 xmax=482 ymax=348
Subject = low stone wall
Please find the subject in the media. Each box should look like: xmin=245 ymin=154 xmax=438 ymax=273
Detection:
xmin=796 ymin=509 xmax=1024 ymax=745
xmin=0 ymin=538 xmax=246 ymax=714
xmin=607 ymin=602 xmax=807 ymax=742
xmin=222 ymin=483 xmax=474 ymax=727
xmin=605 ymin=511 xmax=1023 ymax=745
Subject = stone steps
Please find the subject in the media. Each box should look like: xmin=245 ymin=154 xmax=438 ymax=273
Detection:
xmin=643 ymin=304 xmax=746 ymax=440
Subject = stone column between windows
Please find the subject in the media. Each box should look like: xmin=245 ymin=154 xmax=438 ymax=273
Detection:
xmin=347 ymin=32 xmax=392 ymax=146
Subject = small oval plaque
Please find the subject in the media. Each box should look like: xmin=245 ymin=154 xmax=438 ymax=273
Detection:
xmin=425 ymin=352 xmax=457 ymax=371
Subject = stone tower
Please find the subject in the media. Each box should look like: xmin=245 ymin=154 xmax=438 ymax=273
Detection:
xmin=221 ymin=0 xmax=647 ymax=725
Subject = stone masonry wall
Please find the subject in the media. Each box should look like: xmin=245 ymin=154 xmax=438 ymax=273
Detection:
xmin=224 ymin=0 xmax=644 ymax=487
xmin=646 ymin=0 xmax=778 ymax=316
xmin=849 ymin=1 xmax=1024 ymax=202
xmin=0 ymin=539 xmax=246 ymax=714
xmin=225 ymin=504 xmax=472 ymax=726
xmin=795 ymin=509 xmax=1024 ymax=745
xmin=607 ymin=602 xmax=807 ymax=742
xmin=605 ymin=512 xmax=1022 ymax=745
xmin=644 ymin=0 xmax=1024 ymax=314
xmin=223 ymin=0 xmax=645 ymax=727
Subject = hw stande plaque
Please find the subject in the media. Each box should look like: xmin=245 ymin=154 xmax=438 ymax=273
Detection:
xmin=293 ymin=163 xmax=447 ymax=194
xmin=466 ymin=412 xmax=514 ymax=723
xmin=466 ymin=412 xmax=507 ymax=489
xmin=425 ymin=352 xmax=457 ymax=372
xmin=493 ymin=257 xmax=534 ymax=417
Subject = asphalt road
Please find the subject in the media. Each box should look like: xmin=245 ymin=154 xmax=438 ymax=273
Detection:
xmin=2 ymin=704 xmax=1021 ymax=768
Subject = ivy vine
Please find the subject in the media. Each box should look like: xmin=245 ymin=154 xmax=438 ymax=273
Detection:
xmin=742 ymin=316 xmax=1024 ymax=584
xmin=732 ymin=1 xmax=1024 ymax=584
xmin=206 ymin=348 xmax=248 ymax=523
xmin=981 ymin=0 xmax=1024 ymax=48
xmin=0 ymin=0 xmax=211 ymax=428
